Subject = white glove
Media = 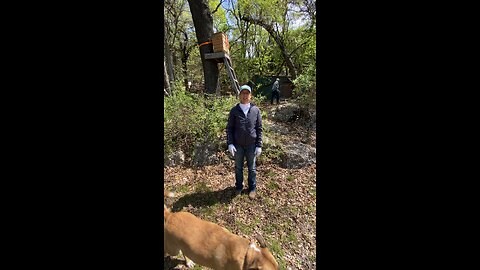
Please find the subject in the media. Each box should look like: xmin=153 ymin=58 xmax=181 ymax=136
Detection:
xmin=255 ymin=147 xmax=262 ymax=157
xmin=228 ymin=144 xmax=237 ymax=157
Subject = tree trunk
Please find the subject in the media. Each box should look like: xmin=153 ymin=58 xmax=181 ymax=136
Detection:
xmin=187 ymin=0 xmax=219 ymax=94
xmin=181 ymin=32 xmax=189 ymax=92
xmin=182 ymin=46 xmax=189 ymax=91
xmin=181 ymin=31 xmax=196 ymax=92
xmin=164 ymin=24 xmax=175 ymax=88
xmin=164 ymin=60 xmax=171 ymax=96
xmin=242 ymin=15 xmax=297 ymax=80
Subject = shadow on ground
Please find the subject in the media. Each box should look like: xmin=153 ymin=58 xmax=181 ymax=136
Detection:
xmin=171 ymin=186 xmax=237 ymax=212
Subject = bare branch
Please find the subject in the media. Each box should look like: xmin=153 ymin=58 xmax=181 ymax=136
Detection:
xmin=211 ymin=0 xmax=224 ymax=14
xmin=273 ymin=38 xmax=312 ymax=76
xmin=242 ymin=14 xmax=297 ymax=79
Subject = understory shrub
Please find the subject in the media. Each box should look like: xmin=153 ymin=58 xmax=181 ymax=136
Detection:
xmin=293 ymin=64 xmax=316 ymax=111
xmin=164 ymin=90 xmax=238 ymax=164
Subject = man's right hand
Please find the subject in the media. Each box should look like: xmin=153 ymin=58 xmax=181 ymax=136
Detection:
xmin=228 ymin=144 xmax=236 ymax=157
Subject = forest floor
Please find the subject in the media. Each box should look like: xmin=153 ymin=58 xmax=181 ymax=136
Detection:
xmin=164 ymin=101 xmax=317 ymax=270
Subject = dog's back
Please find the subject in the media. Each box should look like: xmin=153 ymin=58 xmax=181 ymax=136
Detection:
xmin=163 ymin=191 xmax=278 ymax=270
xmin=164 ymin=209 xmax=250 ymax=269
xmin=164 ymin=208 xmax=279 ymax=270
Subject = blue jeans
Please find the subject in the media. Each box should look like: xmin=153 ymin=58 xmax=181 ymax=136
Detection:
xmin=234 ymin=144 xmax=256 ymax=192
xmin=271 ymin=91 xmax=280 ymax=104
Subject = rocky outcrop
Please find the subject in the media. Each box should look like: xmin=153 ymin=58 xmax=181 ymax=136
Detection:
xmin=191 ymin=142 xmax=220 ymax=167
xmin=269 ymin=103 xmax=301 ymax=122
xmin=280 ymin=142 xmax=316 ymax=169
xmin=164 ymin=150 xmax=185 ymax=167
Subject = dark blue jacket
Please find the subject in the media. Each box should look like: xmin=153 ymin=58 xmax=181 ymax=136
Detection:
xmin=226 ymin=103 xmax=263 ymax=147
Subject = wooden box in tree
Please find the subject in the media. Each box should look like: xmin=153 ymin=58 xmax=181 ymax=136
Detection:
xmin=212 ymin=32 xmax=230 ymax=55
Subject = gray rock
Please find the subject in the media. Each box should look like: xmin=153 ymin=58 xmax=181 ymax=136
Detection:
xmin=271 ymin=103 xmax=300 ymax=122
xmin=270 ymin=103 xmax=301 ymax=123
xmin=270 ymin=103 xmax=314 ymax=128
xmin=164 ymin=150 xmax=185 ymax=167
xmin=309 ymin=112 xmax=316 ymax=129
xmin=280 ymin=143 xmax=316 ymax=169
xmin=266 ymin=121 xmax=290 ymax=135
xmin=192 ymin=142 xmax=220 ymax=166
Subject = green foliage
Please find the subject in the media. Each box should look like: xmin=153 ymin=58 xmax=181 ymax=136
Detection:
xmin=263 ymin=143 xmax=285 ymax=162
xmin=252 ymin=93 xmax=269 ymax=107
xmin=287 ymin=230 xmax=298 ymax=243
xmin=195 ymin=181 xmax=212 ymax=193
xmin=209 ymin=0 xmax=229 ymax=33
xmin=171 ymin=78 xmax=186 ymax=94
xmin=164 ymin=88 xmax=285 ymax=165
xmin=267 ymin=181 xmax=280 ymax=190
xmin=259 ymin=123 xmax=285 ymax=163
xmin=266 ymin=169 xmax=276 ymax=177
xmin=267 ymin=237 xmax=286 ymax=269
xmin=293 ymin=63 xmax=316 ymax=110
xmin=170 ymin=0 xmax=316 ymax=100
xmin=164 ymin=90 xmax=238 ymax=162
xmin=237 ymin=0 xmax=283 ymax=23
xmin=165 ymin=0 xmax=316 ymax=166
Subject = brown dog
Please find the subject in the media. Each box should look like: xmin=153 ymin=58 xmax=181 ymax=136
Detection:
xmin=164 ymin=205 xmax=279 ymax=270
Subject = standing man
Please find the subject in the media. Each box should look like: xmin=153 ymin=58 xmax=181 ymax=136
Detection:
xmin=227 ymin=85 xmax=263 ymax=199
xmin=271 ymin=78 xmax=280 ymax=105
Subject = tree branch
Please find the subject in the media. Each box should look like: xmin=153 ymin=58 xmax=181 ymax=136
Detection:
xmin=211 ymin=0 xmax=224 ymax=14
xmin=273 ymin=37 xmax=313 ymax=76
xmin=242 ymin=14 xmax=298 ymax=79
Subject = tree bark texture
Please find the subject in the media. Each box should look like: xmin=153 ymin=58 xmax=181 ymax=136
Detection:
xmin=164 ymin=24 xmax=175 ymax=86
xmin=181 ymin=31 xmax=196 ymax=92
xmin=242 ymin=15 xmax=297 ymax=80
xmin=164 ymin=60 xmax=171 ymax=96
xmin=187 ymin=0 xmax=219 ymax=94
xmin=181 ymin=45 xmax=189 ymax=91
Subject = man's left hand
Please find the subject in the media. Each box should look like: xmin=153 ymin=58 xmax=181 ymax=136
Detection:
xmin=255 ymin=147 xmax=262 ymax=157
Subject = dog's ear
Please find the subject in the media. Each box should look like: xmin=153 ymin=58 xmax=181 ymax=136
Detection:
xmin=245 ymin=242 xmax=260 ymax=269
xmin=253 ymin=234 xmax=280 ymax=270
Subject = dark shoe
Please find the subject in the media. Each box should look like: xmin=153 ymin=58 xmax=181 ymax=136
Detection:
xmin=234 ymin=189 xmax=242 ymax=196
xmin=248 ymin=190 xmax=256 ymax=199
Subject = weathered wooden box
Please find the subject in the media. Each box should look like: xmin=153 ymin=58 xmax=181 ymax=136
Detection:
xmin=212 ymin=32 xmax=230 ymax=55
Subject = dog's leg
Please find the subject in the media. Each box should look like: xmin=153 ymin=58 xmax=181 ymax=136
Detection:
xmin=164 ymin=241 xmax=180 ymax=258
xmin=180 ymin=250 xmax=195 ymax=268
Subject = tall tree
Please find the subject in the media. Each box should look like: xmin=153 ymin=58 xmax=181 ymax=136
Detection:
xmin=164 ymin=60 xmax=171 ymax=96
xmin=233 ymin=0 xmax=300 ymax=79
xmin=180 ymin=30 xmax=196 ymax=91
xmin=164 ymin=23 xmax=175 ymax=89
xmin=187 ymin=0 xmax=219 ymax=94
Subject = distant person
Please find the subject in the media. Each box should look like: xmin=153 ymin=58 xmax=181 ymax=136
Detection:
xmin=226 ymin=85 xmax=263 ymax=199
xmin=271 ymin=78 xmax=280 ymax=105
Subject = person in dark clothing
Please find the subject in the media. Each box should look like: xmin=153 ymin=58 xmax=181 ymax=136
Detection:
xmin=226 ymin=85 xmax=263 ymax=199
xmin=271 ymin=78 xmax=280 ymax=105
